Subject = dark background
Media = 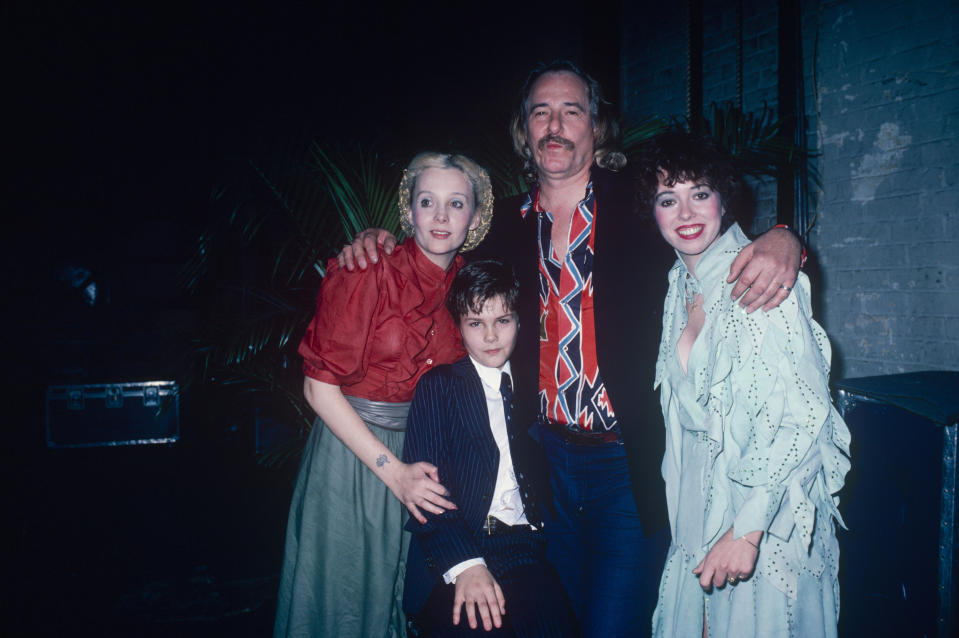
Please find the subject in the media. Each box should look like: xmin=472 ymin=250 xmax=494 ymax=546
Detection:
xmin=5 ymin=1 xmax=623 ymax=635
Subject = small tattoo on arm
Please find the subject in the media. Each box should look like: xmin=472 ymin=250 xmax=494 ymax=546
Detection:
xmin=376 ymin=454 xmax=389 ymax=468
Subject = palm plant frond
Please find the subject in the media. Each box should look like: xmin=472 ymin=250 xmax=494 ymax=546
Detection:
xmin=707 ymin=102 xmax=821 ymax=235
xmin=621 ymin=115 xmax=671 ymax=156
xmin=258 ymin=436 xmax=307 ymax=469
xmin=469 ymin=141 xmax=530 ymax=200
xmin=182 ymin=140 xmax=413 ymax=468
xmin=309 ymin=144 xmax=404 ymax=241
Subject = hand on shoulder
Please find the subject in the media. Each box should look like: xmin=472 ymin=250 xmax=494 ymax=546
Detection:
xmin=336 ymin=228 xmax=398 ymax=271
xmin=727 ymin=227 xmax=802 ymax=313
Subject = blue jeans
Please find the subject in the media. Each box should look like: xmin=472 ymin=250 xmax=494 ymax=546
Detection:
xmin=538 ymin=424 xmax=668 ymax=638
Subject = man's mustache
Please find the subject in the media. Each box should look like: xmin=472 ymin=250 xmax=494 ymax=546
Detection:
xmin=537 ymin=135 xmax=574 ymax=151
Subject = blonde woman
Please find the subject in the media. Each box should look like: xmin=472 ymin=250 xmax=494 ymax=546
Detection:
xmin=275 ymin=153 xmax=494 ymax=638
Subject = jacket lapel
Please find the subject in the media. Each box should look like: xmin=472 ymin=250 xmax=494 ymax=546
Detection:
xmin=450 ymin=358 xmax=499 ymax=478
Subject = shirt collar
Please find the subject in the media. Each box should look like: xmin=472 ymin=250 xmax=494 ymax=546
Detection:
xmin=520 ymin=174 xmax=595 ymax=219
xmin=405 ymin=237 xmax=462 ymax=285
xmin=675 ymin=222 xmax=748 ymax=289
xmin=468 ymin=356 xmax=512 ymax=390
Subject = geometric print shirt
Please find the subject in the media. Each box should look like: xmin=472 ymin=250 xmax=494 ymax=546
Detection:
xmin=521 ymin=180 xmax=619 ymax=434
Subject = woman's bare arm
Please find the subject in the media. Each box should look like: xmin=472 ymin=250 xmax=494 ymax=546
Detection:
xmin=303 ymin=377 xmax=455 ymax=522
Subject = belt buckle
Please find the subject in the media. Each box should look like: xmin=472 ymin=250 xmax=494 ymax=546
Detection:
xmin=486 ymin=515 xmax=493 ymax=536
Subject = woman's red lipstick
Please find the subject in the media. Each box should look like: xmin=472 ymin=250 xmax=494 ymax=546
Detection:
xmin=676 ymin=224 xmax=704 ymax=240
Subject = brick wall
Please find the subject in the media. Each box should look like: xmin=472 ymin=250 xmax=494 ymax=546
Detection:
xmin=811 ymin=0 xmax=958 ymax=375
xmin=622 ymin=0 xmax=959 ymax=377
xmin=620 ymin=2 xmax=687 ymax=120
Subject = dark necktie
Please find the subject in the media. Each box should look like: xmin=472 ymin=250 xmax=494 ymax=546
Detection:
xmin=500 ymin=372 xmax=513 ymax=427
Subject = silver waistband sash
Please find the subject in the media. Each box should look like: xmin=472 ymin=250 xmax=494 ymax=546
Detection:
xmin=344 ymin=395 xmax=411 ymax=432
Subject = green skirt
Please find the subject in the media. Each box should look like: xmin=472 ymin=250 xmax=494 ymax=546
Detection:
xmin=274 ymin=397 xmax=411 ymax=638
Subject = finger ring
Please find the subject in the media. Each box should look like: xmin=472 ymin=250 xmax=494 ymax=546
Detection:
xmin=780 ymin=284 xmax=792 ymax=292
xmin=727 ymin=575 xmax=738 ymax=584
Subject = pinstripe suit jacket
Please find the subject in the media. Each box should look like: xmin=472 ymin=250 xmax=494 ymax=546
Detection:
xmin=402 ymin=356 xmax=549 ymax=614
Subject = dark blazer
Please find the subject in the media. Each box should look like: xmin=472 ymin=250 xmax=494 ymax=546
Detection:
xmin=402 ymin=356 xmax=550 ymax=614
xmin=471 ymin=166 xmax=675 ymax=533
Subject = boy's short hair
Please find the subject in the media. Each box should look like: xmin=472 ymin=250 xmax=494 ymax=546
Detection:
xmin=446 ymin=260 xmax=520 ymax=323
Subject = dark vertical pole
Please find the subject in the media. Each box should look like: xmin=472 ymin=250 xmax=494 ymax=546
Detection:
xmin=687 ymin=0 xmax=704 ymax=133
xmin=938 ymin=423 xmax=958 ymax=638
xmin=736 ymin=0 xmax=744 ymax=111
xmin=777 ymin=0 xmax=808 ymax=235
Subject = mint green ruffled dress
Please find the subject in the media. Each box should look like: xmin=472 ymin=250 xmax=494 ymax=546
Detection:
xmin=652 ymin=224 xmax=851 ymax=638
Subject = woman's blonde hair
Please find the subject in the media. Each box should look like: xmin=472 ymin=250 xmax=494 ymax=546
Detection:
xmin=397 ymin=152 xmax=494 ymax=252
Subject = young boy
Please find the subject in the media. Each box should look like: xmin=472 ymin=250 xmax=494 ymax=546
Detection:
xmin=402 ymin=260 xmax=575 ymax=637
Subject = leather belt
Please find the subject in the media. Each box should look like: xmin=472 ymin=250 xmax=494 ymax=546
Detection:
xmin=483 ymin=516 xmax=532 ymax=536
xmin=540 ymin=419 xmax=619 ymax=446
